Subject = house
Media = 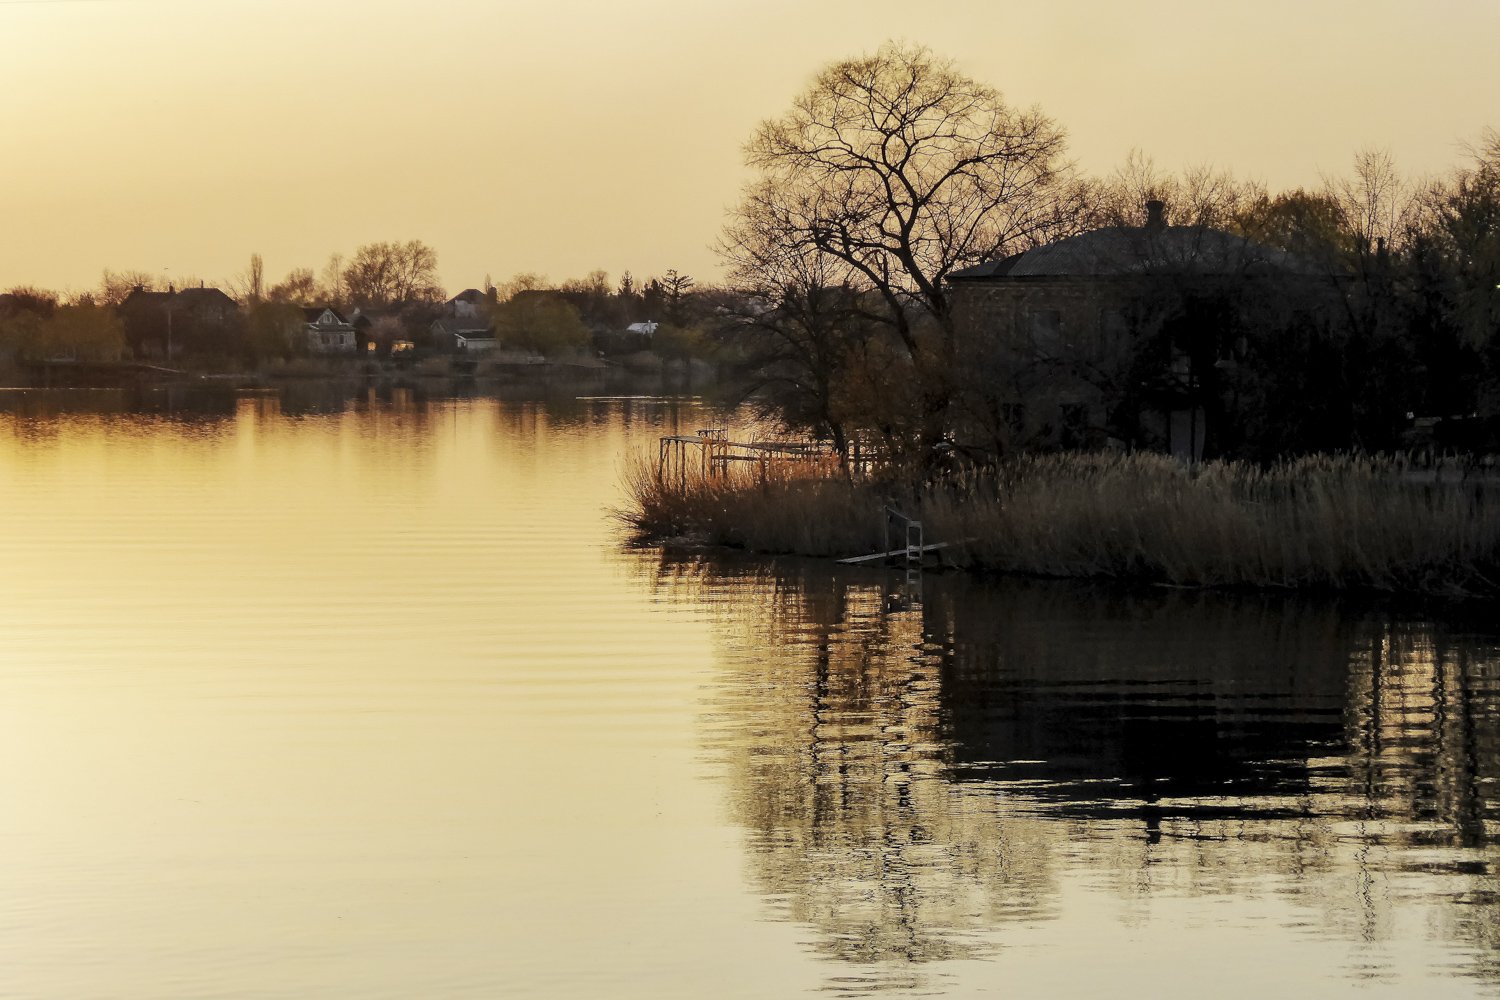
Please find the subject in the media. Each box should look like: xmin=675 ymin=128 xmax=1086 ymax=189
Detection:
xmin=119 ymin=283 xmax=240 ymax=359
xmin=431 ymin=317 xmax=497 ymax=352
xmin=947 ymin=200 xmax=1324 ymax=459
xmin=303 ymin=306 xmax=357 ymax=353
xmin=446 ymin=288 xmax=495 ymax=319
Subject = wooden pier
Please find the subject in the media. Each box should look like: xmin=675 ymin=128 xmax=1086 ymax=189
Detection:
xmin=657 ymin=427 xmax=834 ymax=481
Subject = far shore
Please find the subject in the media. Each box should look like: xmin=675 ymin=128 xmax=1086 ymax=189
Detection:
xmin=0 ymin=349 xmax=720 ymax=391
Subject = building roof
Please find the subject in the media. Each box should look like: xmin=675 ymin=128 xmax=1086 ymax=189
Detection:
xmin=450 ymin=288 xmax=488 ymax=304
xmin=431 ymin=317 xmax=493 ymax=336
xmin=950 ymin=206 xmax=1317 ymax=281
xmin=171 ymin=286 xmax=237 ymax=309
xmin=120 ymin=288 xmax=173 ymax=309
xmin=302 ymin=306 xmax=350 ymax=324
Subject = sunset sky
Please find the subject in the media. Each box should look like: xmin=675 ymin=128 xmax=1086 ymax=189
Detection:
xmin=4 ymin=0 xmax=1496 ymax=297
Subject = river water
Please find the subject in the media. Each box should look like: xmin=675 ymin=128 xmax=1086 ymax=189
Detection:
xmin=0 ymin=385 xmax=1496 ymax=998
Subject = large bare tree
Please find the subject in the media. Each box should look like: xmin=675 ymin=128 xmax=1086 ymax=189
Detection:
xmin=731 ymin=42 xmax=1079 ymax=362
xmin=343 ymin=240 xmax=444 ymax=308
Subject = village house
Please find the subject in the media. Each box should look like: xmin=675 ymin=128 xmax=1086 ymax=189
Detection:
xmin=431 ymin=316 xmax=497 ymax=352
xmin=947 ymin=201 xmax=1324 ymax=460
xmin=446 ymin=288 xmax=496 ymax=319
xmin=119 ymin=283 xmax=239 ymax=359
xmin=303 ymin=306 xmax=357 ymax=354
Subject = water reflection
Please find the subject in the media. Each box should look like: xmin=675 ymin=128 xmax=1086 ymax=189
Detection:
xmin=649 ymin=554 xmax=1500 ymax=989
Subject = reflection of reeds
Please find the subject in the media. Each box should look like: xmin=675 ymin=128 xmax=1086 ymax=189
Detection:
xmin=619 ymin=451 xmax=1500 ymax=595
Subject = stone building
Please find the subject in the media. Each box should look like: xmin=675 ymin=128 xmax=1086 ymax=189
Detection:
xmin=948 ymin=201 xmax=1323 ymax=459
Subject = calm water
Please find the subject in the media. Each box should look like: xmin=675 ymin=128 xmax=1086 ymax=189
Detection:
xmin=1 ymin=385 xmax=1497 ymax=998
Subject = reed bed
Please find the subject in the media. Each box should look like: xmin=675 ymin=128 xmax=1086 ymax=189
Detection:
xmin=619 ymin=449 xmax=1500 ymax=597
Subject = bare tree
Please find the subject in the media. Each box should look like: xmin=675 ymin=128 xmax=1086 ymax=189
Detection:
xmin=97 ymin=269 xmax=162 ymax=306
xmin=496 ymin=272 xmax=549 ymax=302
xmin=321 ymin=252 xmax=346 ymax=305
xmin=1327 ymin=148 xmax=1418 ymax=254
xmin=734 ymin=42 xmax=1081 ymax=361
xmin=267 ymin=267 xmax=318 ymax=304
xmin=1092 ymin=149 xmax=1262 ymax=230
xmin=225 ymin=253 xmax=267 ymax=304
xmin=342 ymin=240 xmax=444 ymax=308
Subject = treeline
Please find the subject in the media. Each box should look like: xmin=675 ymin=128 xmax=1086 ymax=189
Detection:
xmin=710 ymin=42 xmax=1500 ymax=464
xmin=0 ymin=238 xmax=714 ymax=368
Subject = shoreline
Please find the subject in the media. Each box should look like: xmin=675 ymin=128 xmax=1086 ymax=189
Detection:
xmin=619 ymin=450 xmax=1500 ymax=600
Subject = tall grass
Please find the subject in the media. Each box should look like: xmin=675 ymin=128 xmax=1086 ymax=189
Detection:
xmin=618 ymin=450 xmax=1500 ymax=596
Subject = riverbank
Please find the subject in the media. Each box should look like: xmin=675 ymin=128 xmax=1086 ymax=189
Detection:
xmin=620 ymin=451 xmax=1500 ymax=598
xmin=0 ymin=350 xmax=718 ymax=389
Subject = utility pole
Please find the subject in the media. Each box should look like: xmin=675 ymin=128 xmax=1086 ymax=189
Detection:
xmin=164 ymin=267 xmax=173 ymax=363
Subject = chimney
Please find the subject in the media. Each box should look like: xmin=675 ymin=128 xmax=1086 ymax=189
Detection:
xmin=1145 ymin=199 xmax=1166 ymax=231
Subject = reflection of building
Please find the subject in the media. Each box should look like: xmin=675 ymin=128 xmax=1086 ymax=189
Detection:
xmin=931 ymin=582 xmax=1353 ymax=822
xmin=652 ymin=554 xmax=1500 ymax=987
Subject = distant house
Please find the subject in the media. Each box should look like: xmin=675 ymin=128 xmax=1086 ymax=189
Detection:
xmin=303 ymin=307 xmax=357 ymax=354
xmin=119 ymin=283 xmax=239 ymax=359
xmin=947 ymin=200 xmax=1325 ymax=459
xmin=348 ymin=310 xmax=377 ymax=353
xmin=626 ymin=321 xmax=658 ymax=338
xmin=431 ymin=317 xmax=497 ymax=352
xmin=446 ymin=288 xmax=495 ymax=319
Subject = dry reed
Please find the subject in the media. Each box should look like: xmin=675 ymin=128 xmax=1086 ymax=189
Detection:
xmin=617 ymin=450 xmax=1500 ymax=597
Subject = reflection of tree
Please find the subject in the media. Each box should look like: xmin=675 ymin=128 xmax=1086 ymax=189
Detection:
xmin=697 ymin=564 xmax=1057 ymax=969
xmin=644 ymin=553 xmax=1500 ymax=986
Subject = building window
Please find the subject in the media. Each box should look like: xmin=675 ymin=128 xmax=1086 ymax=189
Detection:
xmin=1028 ymin=309 xmax=1062 ymax=354
xmin=1099 ymin=308 xmax=1129 ymax=339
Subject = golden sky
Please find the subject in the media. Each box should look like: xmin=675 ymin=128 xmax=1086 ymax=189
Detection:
xmin=3 ymin=0 xmax=1496 ymax=297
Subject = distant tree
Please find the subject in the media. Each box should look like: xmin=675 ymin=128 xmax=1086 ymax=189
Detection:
xmin=559 ymin=269 xmax=617 ymax=328
xmin=641 ymin=276 xmax=666 ymax=319
xmin=21 ymin=303 xmax=127 ymax=361
xmin=652 ymin=322 xmax=706 ymax=363
xmin=1328 ymin=148 xmax=1418 ymax=254
xmin=243 ymin=301 xmax=305 ymax=362
xmin=321 ymin=252 xmax=347 ymax=306
xmin=0 ymin=285 xmax=59 ymax=319
xmin=1091 ymin=150 xmax=1262 ymax=230
xmin=0 ymin=309 xmax=44 ymax=359
xmin=267 ymin=268 xmax=318 ymax=304
xmin=660 ymin=269 xmax=696 ymax=324
xmin=98 ymin=269 xmax=162 ymax=306
xmin=248 ymin=253 xmax=265 ymax=303
xmin=343 ymin=240 xmax=443 ymax=308
xmin=1422 ymin=131 xmax=1500 ymax=351
xmin=226 ymin=253 xmax=267 ymax=304
xmin=1238 ymin=189 xmax=1353 ymax=262
xmin=496 ymin=272 xmax=549 ymax=302
xmin=492 ymin=294 xmax=589 ymax=356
